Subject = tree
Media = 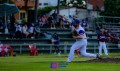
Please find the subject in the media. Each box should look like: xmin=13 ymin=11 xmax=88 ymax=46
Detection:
xmin=60 ymin=0 xmax=66 ymax=6
xmin=77 ymin=0 xmax=82 ymax=5
xmin=0 ymin=0 xmax=8 ymax=4
xmin=101 ymin=0 xmax=120 ymax=16
xmin=37 ymin=6 xmax=55 ymax=17
xmin=24 ymin=0 xmax=29 ymax=11
xmin=70 ymin=0 xmax=83 ymax=7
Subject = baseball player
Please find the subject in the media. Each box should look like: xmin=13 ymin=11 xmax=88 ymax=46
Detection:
xmin=0 ymin=41 xmax=3 ymax=56
xmin=60 ymin=15 xmax=101 ymax=62
xmin=97 ymin=29 xmax=108 ymax=55
xmin=4 ymin=47 xmax=8 ymax=56
xmin=52 ymin=33 xmax=61 ymax=55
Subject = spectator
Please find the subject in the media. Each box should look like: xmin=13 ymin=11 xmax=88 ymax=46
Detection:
xmin=9 ymin=22 xmax=16 ymax=39
xmin=41 ymin=15 xmax=47 ymax=22
xmin=22 ymin=24 xmax=29 ymax=38
xmin=51 ymin=33 xmax=61 ymax=55
xmin=15 ymin=24 xmax=22 ymax=39
xmin=81 ymin=19 xmax=88 ymax=28
xmin=68 ymin=15 xmax=73 ymax=23
xmin=72 ymin=15 xmax=78 ymax=22
xmin=34 ymin=24 xmax=41 ymax=38
xmin=43 ymin=32 xmax=53 ymax=39
xmin=28 ymin=24 xmax=34 ymax=39
xmin=63 ymin=16 xmax=68 ymax=28
xmin=59 ymin=15 xmax=65 ymax=29
xmin=47 ymin=15 xmax=56 ymax=29
xmin=37 ymin=16 xmax=41 ymax=23
xmin=67 ymin=15 xmax=73 ymax=28
xmin=52 ymin=11 xmax=57 ymax=24
xmin=41 ymin=15 xmax=47 ymax=26
xmin=9 ymin=15 xmax=16 ymax=34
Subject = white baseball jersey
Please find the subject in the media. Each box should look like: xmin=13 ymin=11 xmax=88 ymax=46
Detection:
xmin=72 ymin=25 xmax=86 ymax=39
xmin=4 ymin=48 xmax=8 ymax=53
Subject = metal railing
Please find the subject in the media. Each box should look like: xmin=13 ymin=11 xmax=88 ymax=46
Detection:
xmin=6 ymin=43 xmax=119 ymax=54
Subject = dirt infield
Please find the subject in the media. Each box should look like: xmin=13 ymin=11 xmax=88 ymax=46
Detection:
xmin=85 ymin=57 xmax=120 ymax=64
xmin=72 ymin=57 xmax=120 ymax=64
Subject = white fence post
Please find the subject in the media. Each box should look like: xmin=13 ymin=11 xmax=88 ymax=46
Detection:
xmin=50 ymin=45 xmax=52 ymax=54
xmin=20 ymin=45 xmax=22 ymax=54
xmin=64 ymin=45 xmax=67 ymax=54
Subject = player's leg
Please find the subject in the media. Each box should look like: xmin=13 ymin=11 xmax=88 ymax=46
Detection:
xmin=98 ymin=42 xmax=103 ymax=55
xmin=103 ymin=42 xmax=108 ymax=55
xmin=80 ymin=39 xmax=96 ymax=58
xmin=54 ymin=46 xmax=57 ymax=54
xmin=80 ymin=46 xmax=96 ymax=58
xmin=55 ymin=46 xmax=61 ymax=55
xmin=56 ymin=46 xmax=60 ymax=53
xmin=67 ymin=41 xmax=80 ymax=62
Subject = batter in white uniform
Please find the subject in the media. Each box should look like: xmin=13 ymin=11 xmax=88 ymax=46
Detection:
xmin=66 ymin=19 xmax=100 ymax=62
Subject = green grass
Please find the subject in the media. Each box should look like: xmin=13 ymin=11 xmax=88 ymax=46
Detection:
xmin=0 ymin=53 xmax=120 ymax=71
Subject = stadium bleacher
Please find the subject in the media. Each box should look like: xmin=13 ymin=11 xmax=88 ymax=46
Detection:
xmin=0 ymin=24 xmax=119 ymax=54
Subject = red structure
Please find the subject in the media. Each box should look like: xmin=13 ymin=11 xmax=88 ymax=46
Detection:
xmin=87 ymin=0 xmax=104 ymax=11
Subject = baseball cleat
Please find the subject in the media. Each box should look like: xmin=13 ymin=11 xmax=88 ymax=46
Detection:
xmin=96 ymin=54 xmax=102 ymax=59
xmin=58 ymin=53 xmax=61 ymax=56
xmin=67 ymin=58 xmax=72 ymax=63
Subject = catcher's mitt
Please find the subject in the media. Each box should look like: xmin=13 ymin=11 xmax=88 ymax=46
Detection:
xmin=72 ymin=30 xmax=78 ymax=36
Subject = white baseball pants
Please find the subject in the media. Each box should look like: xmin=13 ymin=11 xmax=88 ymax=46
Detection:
xmin=67 ymin=39 xmax=97 ymax=62
xmin=98 ymin=42 xmax=108 ymax=55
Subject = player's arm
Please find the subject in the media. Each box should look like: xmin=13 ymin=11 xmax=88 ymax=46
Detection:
xmin=73 ymin=34 xmax=84 ymax=39
xmin=59 ymin=14 xmax=71 ymax=24
xmin=73 ymin=30 xmax=85 ymax=39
